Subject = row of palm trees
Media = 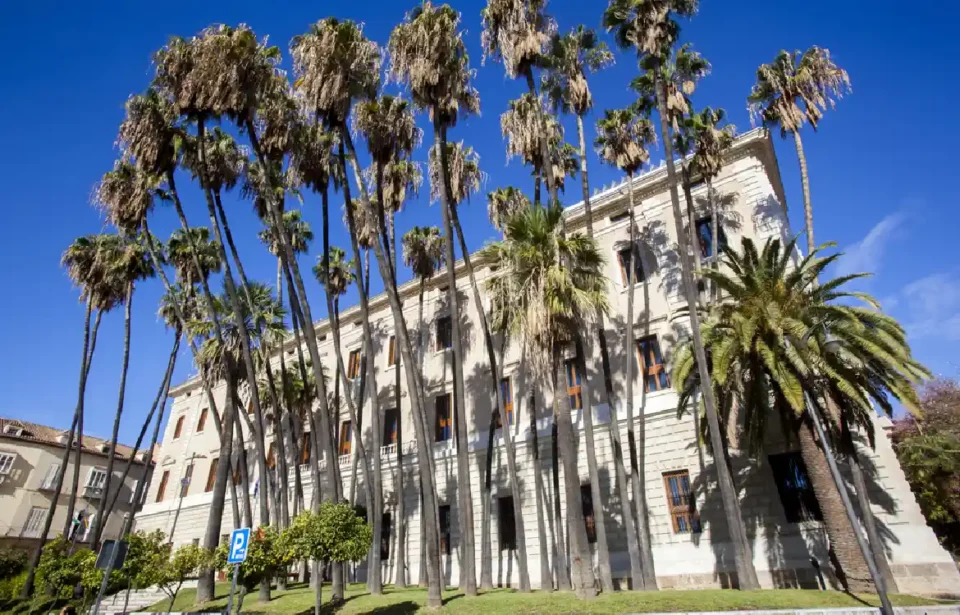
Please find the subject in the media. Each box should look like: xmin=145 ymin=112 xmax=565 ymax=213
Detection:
xmin=23 ymin=0 xmax=925 ymax=606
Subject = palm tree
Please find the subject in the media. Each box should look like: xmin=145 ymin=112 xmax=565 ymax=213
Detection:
xmin=488 ymin=188 xmax=530 ymax=233
xmin=88 ymin=234 xmax=156 ymax=549
xmin=748 ymin=47 xmax=850 ymax=254
xmin=482 ymin=202 xmax=607 ymax=600
xmin=593 ymin=106 xmax=663 ymax=589
xmin=388 ymin=3 xmax=486 ymax=596
xmin=672 ymin=237 xmax=929 ymax=594
xmin=604 ymin=0 xmax=762 ymax=590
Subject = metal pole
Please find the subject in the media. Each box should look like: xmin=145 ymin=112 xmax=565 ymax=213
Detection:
xmin=804 ymin=392 xmax=894 ymax=615
xmin=226 ymin=564 xmax=239 ymax=615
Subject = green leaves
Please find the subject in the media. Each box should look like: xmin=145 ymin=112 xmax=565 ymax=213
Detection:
xmin=282 ymin=503 xmax=372 ymax=565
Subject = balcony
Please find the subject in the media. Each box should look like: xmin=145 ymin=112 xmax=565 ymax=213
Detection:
xmin=338 ymin=454 xmax=351 ymax=467
xmin=82 ymin=485 xmax=104 ymax=499
xmin=380 ymin=443 xmax=397 ymax=457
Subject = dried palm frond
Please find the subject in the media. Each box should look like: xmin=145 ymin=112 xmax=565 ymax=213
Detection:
xmin=480 ymin=0 xmax=556 ymax=79
xmin=428 ymin=140 xmax=486 ymax=207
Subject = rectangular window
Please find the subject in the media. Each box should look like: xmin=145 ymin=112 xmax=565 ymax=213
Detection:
xmin=580 ymin=484 xmax=597 ymax=544
xmin=435 ymin=316 xmax=452 ymax=351
xmin=86 ymin=467 xmax=107 ymax=491
xmin=173 ymin=416 xmax=185 ymax=439
xmin=339 ymin=421 xmax=352 ymax=456
xmin=22 ymin=506 xmax=45 ymax=538
xmin=663 ymin=470 xmax=701 ymax=534
xmin=637 ymin=336 xmax=669 ymax=392
xmin=608 ymin=211 xmax=629 ymax=224
xmin=348 ymin=350 xmax=362 ymax=380
xmin=381 ymin=513 xmax=392 ymax=560
xmin=383 ymin=408 xmax=398 ymax=447
xmin=40 ymin=463 xmax=61 ymax=491
xmin=769 ymin=452 xmax=823 ymax=523
xmin=205 ymin=458 xmax=219 ymax=493
xmin=498 ymin=496 xmax=517 ymax=551
xmin=180 ymin=463 xmax=194 ymax=498
xmin=300 ymin=433 xmax=311 ymax=465
xmin=695 ymin=217 xmax=727 ymax=259
xmin=435 ymin=395 xmax=452 ymax=442
xmin=496 ymin=378 xmax=514 ymax=429
xmin=565 ymin=358 xmax=583 ymax=410
xmin=617 ymin=245 xmax=644 ymax=285
xmin=267 ymin=442 xmax=277 ymax=469
xmin=387 ymin=335 xmax=398 ymax=367
xmin=156 ymin=470 xmax=170 ymax=502
xmin=438 ymin=505 xmax=452 ymax=555
xmin=0 ymin=452 xmax=16 ymax=475
xmin=130 ymin=479 xmax=145 ymax=505
xmin=196 ymin=408 xmax=208 ymax=433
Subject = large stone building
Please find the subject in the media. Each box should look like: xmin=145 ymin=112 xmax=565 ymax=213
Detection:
xmin=133 ymin=129 xmax=959 ymax=595
xmin=0 ymin=417 xmax=153 ymax=549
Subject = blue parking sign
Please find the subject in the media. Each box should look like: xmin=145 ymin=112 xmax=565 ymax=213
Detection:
xmin=227 ymin=528 xmax=250 ymax=564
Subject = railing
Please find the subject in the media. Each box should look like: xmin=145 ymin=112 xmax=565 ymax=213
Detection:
xmin=39 ymin=477 xmax=58 ymax=491
xmin=338 ymin=454 xmax=351 ymax=467
xmin=380 ymin=443 xmax=397 ymax=457
xmin=83 ymin=485 xmax=104 ymax=499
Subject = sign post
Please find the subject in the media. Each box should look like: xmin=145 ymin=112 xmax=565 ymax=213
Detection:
xmin=225 ymin=528 xmax=250 ymax=615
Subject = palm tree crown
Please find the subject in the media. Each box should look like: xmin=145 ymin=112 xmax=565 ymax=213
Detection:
xmin=94 ymin=161 xmax=158 ymax=236
xmin=594 ymin=107 xmax=657 ymax=176
xmin=166 ymin=227 xmax=223 ymax=287
xmin=353 ymin=95 xmax=422 ymax=166
xmin=480 ymin=0 xmax=555 ymax=79
xmin=313 ymin=246 xmax=355 ymax=298
xmin=402 ymin=226 xmax=445 ymax=281
xmin=487 ymin=187 xmax=531 ymax=232
xmin=428 ymin=141 xmax=485 ymax=207
xmin=603 ymin=0 xmax=698 ymax=58
xmin=542 ymin=25 xmax=614 ymax=116
xmin=631 ymin=43 xmax=709 ymax=132
xmin=259 ymin=210 xmax=314 ymax=256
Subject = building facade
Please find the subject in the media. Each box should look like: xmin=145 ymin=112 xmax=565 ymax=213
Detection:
xmin=133 ymin=129 xmax=959 ymax=595
xmin=0 ymin=418 xmax=153 ymax=549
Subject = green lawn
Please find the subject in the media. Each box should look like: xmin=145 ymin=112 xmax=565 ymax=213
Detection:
xmin=146 ymin=582 xmax=944 ymax=615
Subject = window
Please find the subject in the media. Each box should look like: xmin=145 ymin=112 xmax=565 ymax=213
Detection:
xmin=85 ymin=467 xmax=107 ymax=493
xmin=496 ymin=378 xmax=514 ymax=429
xmin=580 ymin=484 xmax=597 ymax=544
xmin=130 ymin=479 xmax=146 ymax=505
xmin=435 ymin=316 xmax=452 ymax=351
xmin=21 ymin=507 xmax=45 ymax=538
xmin=498 ymin=496 xmax=517 ymax=551
xmin=40 ymin=463 xmax=60 ymax=490
xmin=383 ymin=408 xmax=398 ymax=447
xmin=266 ymin=442 xmax=277 ymax=469
xmin=180 ymin=463 xmax=194 ymax=498
xmin=637 ymin=337 xmax=669 ymax=392
xmin=0 ymin=452 xmax=16 ymax=475
xmin=156 ymin=470 xmax=170 ymax=502
xmin=300 ymin=433 xmax=311 ymax=465
xmin=347 ymin=350 xmax=362 ymax=380
xmin=769 ymin=452 xmax=822 ymax=523
xmin=205 ymin=458 xmax=219 ymax=493
xmin=609 ymin=211 xmax=629 ymax=224
xmin=387 ymin=335 xmax=399 ymax=367
xmin=173 ymin=416 xmax=185 ymax=439
xmin=695 ymin=217 xmax=727 ymax=259
xmin=435 ymin=394 xmax=452 ymax=442
xmin=663 ymin=470 xmax=701 ymax=534
xmin=381 ymin=513 xmax=392 ymax=560
xmin=616 ymin=245 xmax=644 ymax=285
xmin=565 ymin=358 xmax=583 ymax=410
xmin=438 ymin=505 xmax=452 ymax=555
xmin=339 ymin=421 xmax=352 ymax=456
xmin=192 ymin=538 xmax=200 ymax=547
xmin=196 ymin=408 xmax=208 ymax=433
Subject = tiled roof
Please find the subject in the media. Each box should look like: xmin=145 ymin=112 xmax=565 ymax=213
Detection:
xmin=0 ymin=417 xmax=154 ymax=465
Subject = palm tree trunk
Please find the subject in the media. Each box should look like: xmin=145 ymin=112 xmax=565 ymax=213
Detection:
xmin=621 ymin=173 xmax=657 ymax=589
xmin=389 ymin=211 xmax=407 ymax=589
xmin=449 ymin=201 xmax=531 ymax=592
xmin=681 ymin=162 xmax=703 ymax=293
xmin=551 ymin=345 xmax=598 ymax=599
xmin=329 ymin=156 xmax=384 ymax=595
xmin=794 ymin=414 xmax=872 ymax=592
xmin=90 ymin=280 xmax=135 ymax=549
xmin=525 ymin=366 xmax=553 ymax=592
xmin=232 ymin=392 xmax=254 ymax=528
xmin=792 ymin=130 xmax=815 ymax=255
xmin=708 ymin=182 xmax=720 ymax=304
xmin=62 ymin=305 xmax=101 ymax=538
xmin=21 ymin=300 xmax=94 ymax=597
xmin=434 ymin=120 xmax=478 ymax=596
xmin=340 ymin=127 xmax=444 ymax=608
xmin=534 ymin=172 xmax=542 ymax=207
xmin=653 ymin=71 xmax=760 ymax=590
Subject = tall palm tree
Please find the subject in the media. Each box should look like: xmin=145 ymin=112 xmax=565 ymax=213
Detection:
xmin=388 ymin=3 xmax=486 ymax=596
xmin=593 ymin=106 xmax=662 ymax=589
xmin=604 ymin=0 xmax=762 ymax=590
xmin=487 ymin=187 xmax=530 ymax=233
xmin=87 ymin=235 xmax=156 ymax=548
xmin=482 ymin=202 xmax=607 ymax=600
xmin=672 ymin=237 xmax=929 ymax=593
xmin=748 ymin=47 xmax=850 ymax=254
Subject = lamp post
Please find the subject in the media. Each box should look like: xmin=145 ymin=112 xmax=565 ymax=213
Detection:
xmin=168 ymin=453 xmax=203 ymax=543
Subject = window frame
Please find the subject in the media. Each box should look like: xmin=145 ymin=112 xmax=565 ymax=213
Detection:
xmin=156 ymin=470 xmax=170 ymax=502
xmin=694 ymin=216 xmax=728 ymax=260
xmin=662 ymin=470 xmax=701 ymax=534
xmin=438 ymin=504 xmax=452 ymax=555
xmin=637 ymin=336 xmax=669 ymax=393
xmin=339 ymin=421 xmax=353 ymax=456
xmin=22 ymin=506 xmax=45 ymax=538
xmin=0 ymin=452 xmax=16 ymax=475
xmin=616 ymin=243 xmax=644 ymax=287
xmin=497 ymin=496 xmax=517 ymax=551
xmin=435 ymin=315 xmax=453 ymax=352
xmin=85 ymin=467 xmax=108 ymax=491
xmin=300 ymin=433 xmax=311 ymax=465
xmin=496 ymin=377 xmax=514 ymax=429
xmin=380 ymin=512 xmax=392 ymax=560
xmin=172 ymin=416 xmax=185 ymax=440
xmin=564 ymin=358 xmax=583 ymax=410
xmin=205 ymin=458 xmax=219 ymax=493
xmin=580 ymin=484 xmax=597 ymax=544
xmin=196 ymin=408 xmax=208 ymax=433
xmin=435 ymin=394 xmax=452 ymax=442
xmin=383 ymin=408 xmax=399 ymax=447
xmin=347 ymin=349 xmax=363 ymax=380
xmin=387 ymin=335 xmax=398 ymax=368
xmin=180 ymin=463 xmax=194 ymax=498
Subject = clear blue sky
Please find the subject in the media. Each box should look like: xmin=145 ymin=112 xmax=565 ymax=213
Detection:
xmin=2 ymin=1 xmax=958 ymax=445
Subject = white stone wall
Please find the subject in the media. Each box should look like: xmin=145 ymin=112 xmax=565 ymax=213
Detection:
xmin=134 ymin=130 xmax=960 ymax=596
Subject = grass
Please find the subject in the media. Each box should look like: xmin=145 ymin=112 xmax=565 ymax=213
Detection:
xmin=145 ymin=582 xmax=945 ymax=615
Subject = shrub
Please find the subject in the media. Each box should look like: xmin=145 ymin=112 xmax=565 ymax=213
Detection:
xmin=0 ymin=548 xmax=28 ymax=580
xmin=0 ymin=570 xmax=27 ymax=600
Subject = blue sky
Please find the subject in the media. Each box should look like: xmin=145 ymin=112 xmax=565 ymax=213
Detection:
xmin=1 ymin=1 xmax=958 ymax=444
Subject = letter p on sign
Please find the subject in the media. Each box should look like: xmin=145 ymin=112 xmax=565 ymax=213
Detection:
xmin=227 ymin=528 xmax=250 ymax=564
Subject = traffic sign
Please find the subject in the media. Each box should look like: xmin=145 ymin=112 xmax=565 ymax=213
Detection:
xmin=95 ymin=540 xmax=128 ymax=571
xmin=227 ymin=528 xmax=250 ymax=564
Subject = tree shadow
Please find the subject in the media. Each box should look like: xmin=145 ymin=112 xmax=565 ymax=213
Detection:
xmin=753 ymin=194 xmax=788 ymax=244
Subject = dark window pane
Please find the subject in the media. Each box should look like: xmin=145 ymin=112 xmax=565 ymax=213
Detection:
xmin=381 ymin=513 xmax=392 ymax=560
xmin=580 ymin=484 xmax=597 ymax=543
xmin=769 ymin=452 xmax=823 ymax=523
xmin=498 ymin=497 xmax=517 ymax=551
xmin=438 ymin=505 xmax=452 ymax=555
xmin=695 ymin=217 xmax=727 ymax=259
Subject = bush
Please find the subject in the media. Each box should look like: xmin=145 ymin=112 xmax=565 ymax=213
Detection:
xmin=0 ymin=570 xmax=27 ymax=600
xmin=0 ymin=548 xmax=28 ymax=580
xmin=282 ymin=503 xmax=372 ymax=565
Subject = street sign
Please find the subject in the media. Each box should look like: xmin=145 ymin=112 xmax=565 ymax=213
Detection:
xmin=94 ymin=540 xmax=128 ymax=570
xmin=227 ymin=528 xmax=250 ymax=564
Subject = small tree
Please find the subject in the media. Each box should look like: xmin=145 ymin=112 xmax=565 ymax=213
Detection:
xmin=157 ymin=544 xmax=212 ymax=612
xmin=283 ymin=505 xmax=371 ymax=615
xmin=35 ymin=537 xmax=96 ymax=600
xmin=214 ymin=526 xmax=290 ymax=608
xmin=0 ymin=548 xmax=27 ymax=580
